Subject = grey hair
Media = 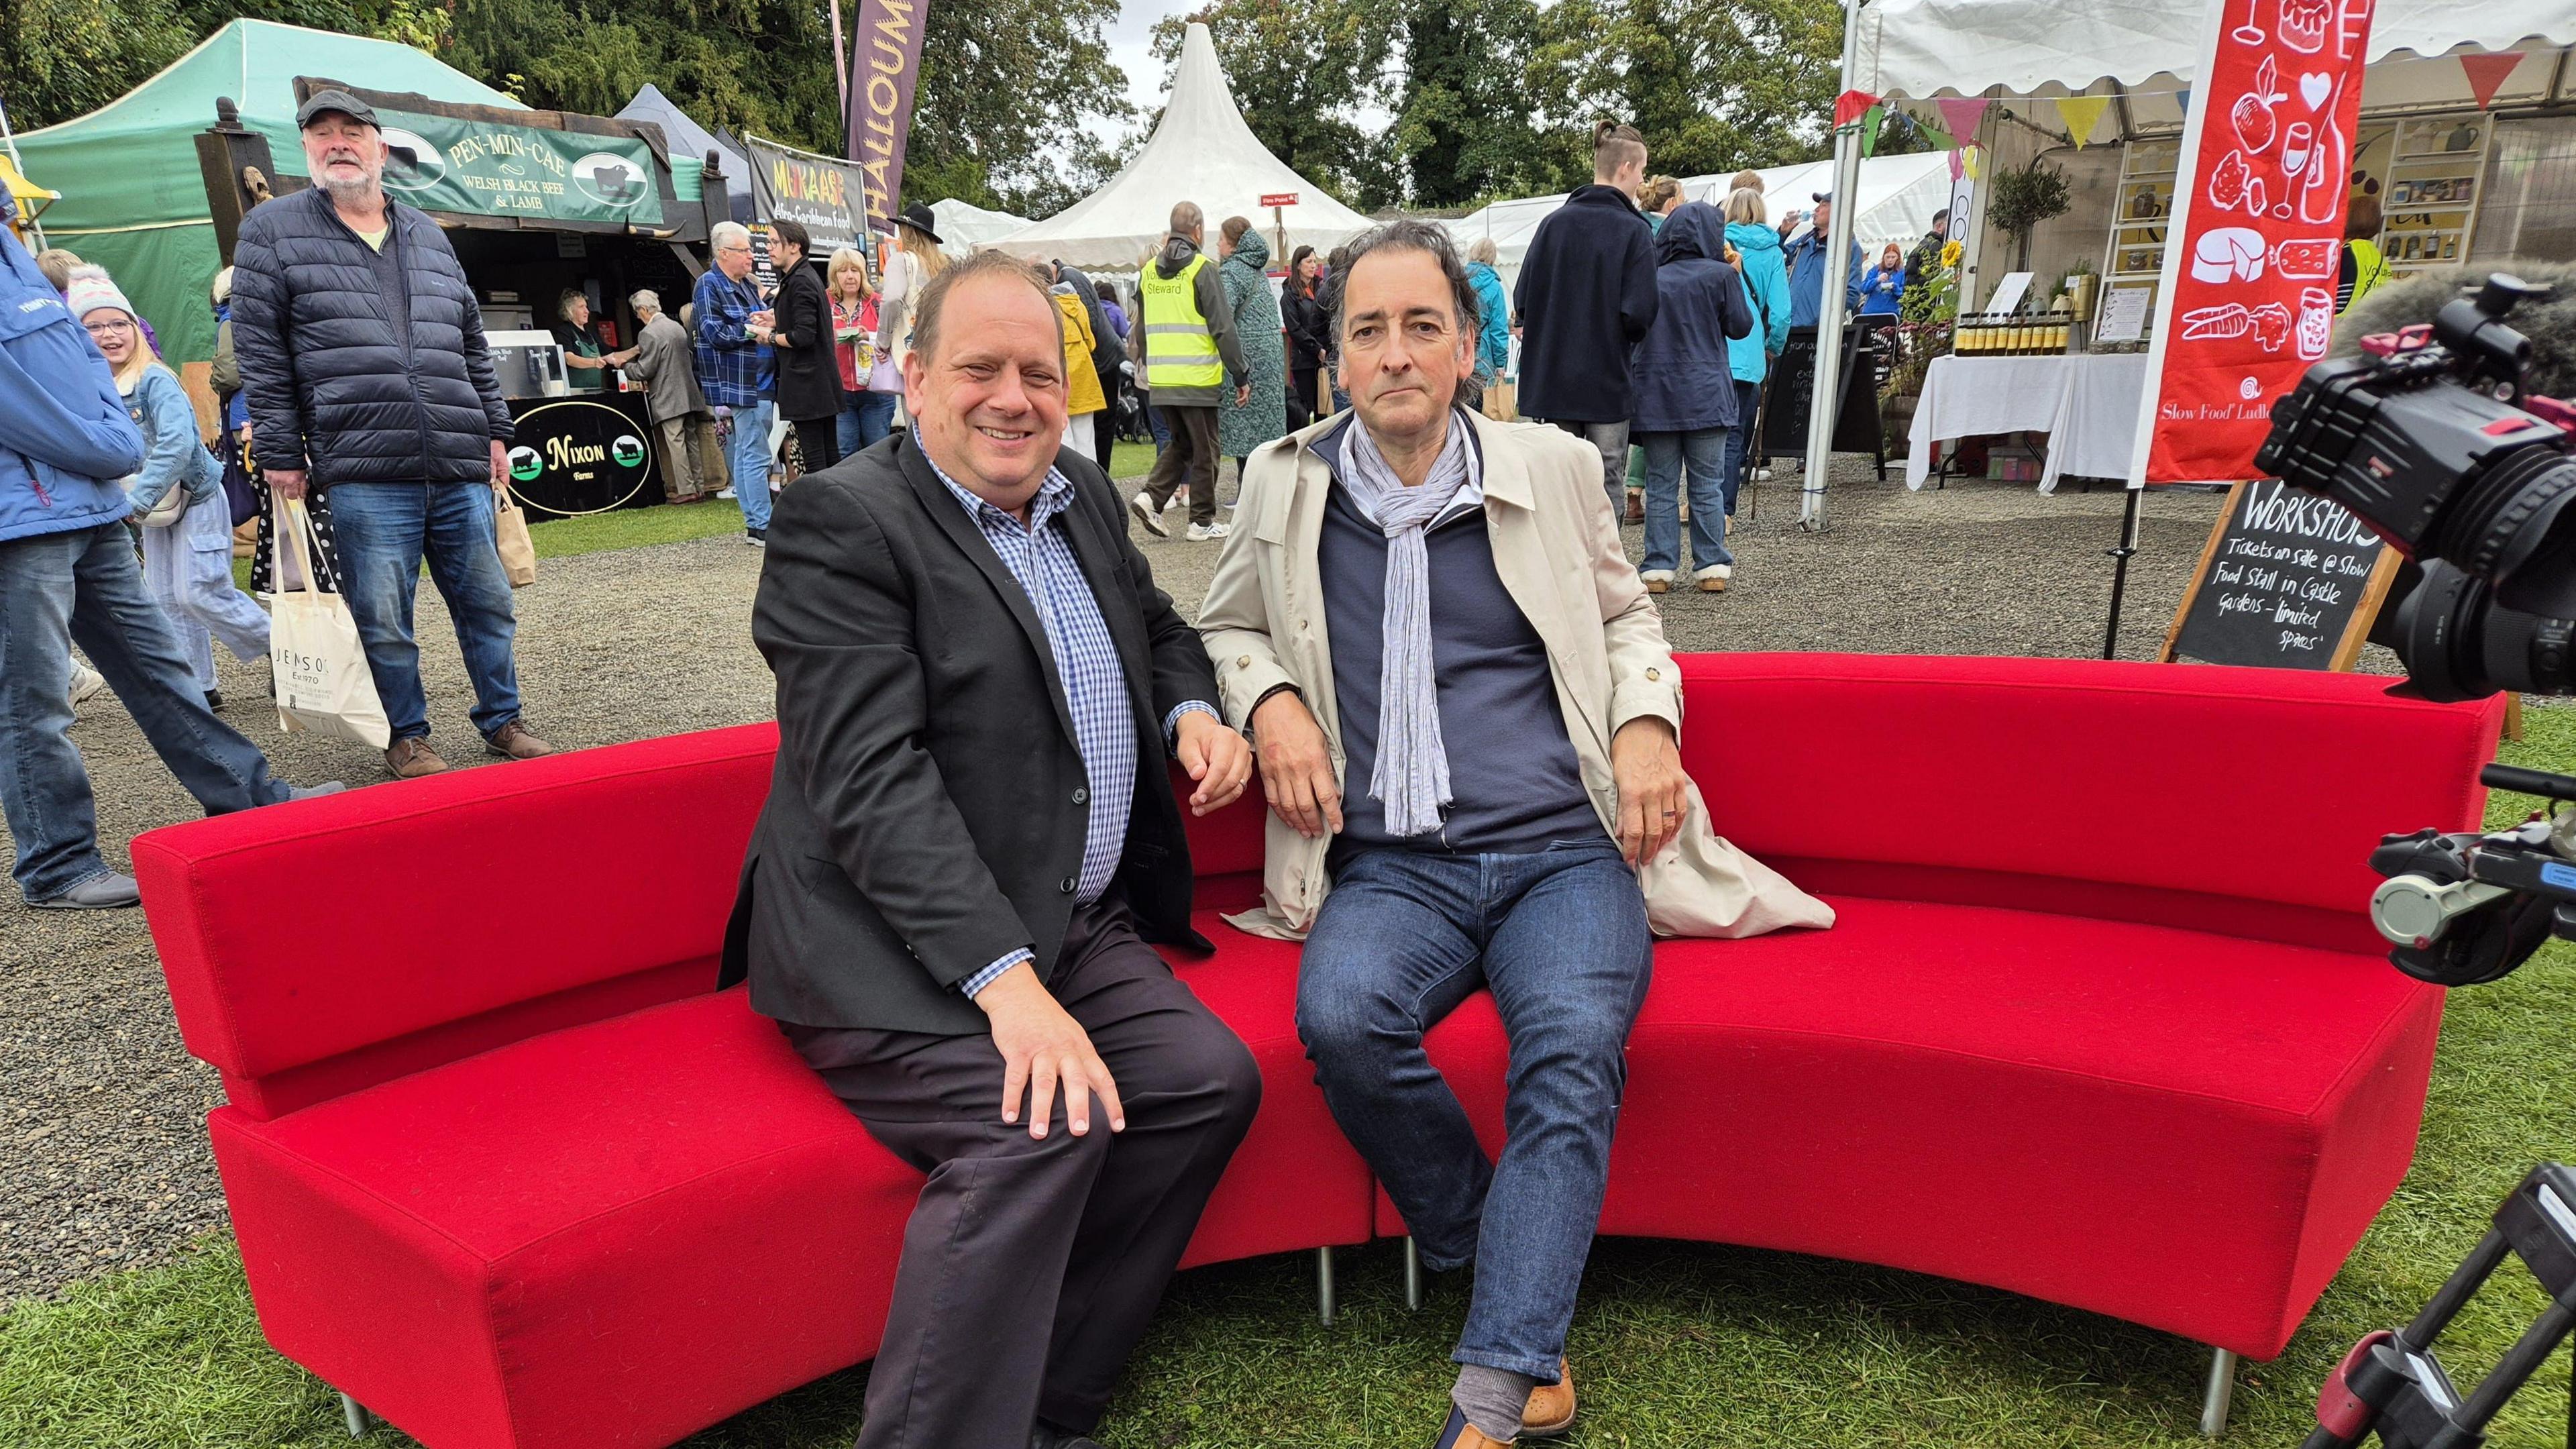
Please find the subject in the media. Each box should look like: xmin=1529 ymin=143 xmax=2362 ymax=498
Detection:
xmin=1322 ymin=219 xmax=1483 ymax=410
xmin=629 ymin=288 xmax=661 ymax=313
xmin=1464 ymin=235 xmax=1499 ymax=266
xmin=710 ymin=220 xmax=751 ymax=253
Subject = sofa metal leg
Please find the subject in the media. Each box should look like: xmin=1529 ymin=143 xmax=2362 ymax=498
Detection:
xmin=1404 ymin=1235 xmax=1424 ymax=1310
xmin=2199 ymin=1346 xmax=2237 ymax=1437
xmin=339 ymin=1393 xmax=377 ymax=1438
xmin=1316 ymin=1246 xmax=1336 ymax=1327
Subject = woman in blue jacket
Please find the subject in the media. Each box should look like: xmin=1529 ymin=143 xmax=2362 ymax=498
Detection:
xmin=1722 ymin=187 xmax=1792 ymax=529
xmin=1630 ymin=201 xmax=1754 ymax=593
xmin=0 ymin=198 xmax=323 ymax=911
xmin=1860 ymin=243 xmax=1909 ymax=317
xmin=74 ymin=275 xmax=272 ymax=708
xmin=1463 ymin=236 xmax=1512 ymax=409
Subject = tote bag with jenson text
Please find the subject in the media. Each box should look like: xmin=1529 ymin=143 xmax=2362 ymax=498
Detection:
xmin=270 ymin=497 xmax=390 ymax=748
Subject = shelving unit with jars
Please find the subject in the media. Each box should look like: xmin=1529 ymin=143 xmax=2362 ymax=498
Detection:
xmin=2100 ymin=137 xmax=2179 ymax=330
xmin=2376 ymin=114 xmax=2491 ymax=274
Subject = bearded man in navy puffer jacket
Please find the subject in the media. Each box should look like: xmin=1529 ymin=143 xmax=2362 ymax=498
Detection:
xmin=232 ymin=89 xmax=554 ymax=781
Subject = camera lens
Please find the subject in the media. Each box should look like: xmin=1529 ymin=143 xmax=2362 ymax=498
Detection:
xmin=2447 ymin=447 xmax=2576 ymax=617
xmin=2393 ymin=561 xmax=2576 ymax=701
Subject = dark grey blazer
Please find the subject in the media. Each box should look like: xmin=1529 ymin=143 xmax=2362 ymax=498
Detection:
xmin=718 ymin=433 xmax=1220 ymax=1034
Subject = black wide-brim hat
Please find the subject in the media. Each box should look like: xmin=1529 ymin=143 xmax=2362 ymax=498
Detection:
xmin=893 ymin=201 xmax=941 ymax=244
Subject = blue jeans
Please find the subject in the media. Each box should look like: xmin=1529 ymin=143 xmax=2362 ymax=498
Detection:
xmin=0 ymin=523 xmax=289 ymax=900
xmin=325 ymin=483 xmax=521 ymax=744
xmin=727 ymin=399 xmax=776 ymax=531
xmin=142 ymin=490 xmax=271 ymax=692
xmin=1723 ymin=379 xmax=1761 ymax=517
xmin=1639 ymin=428 xmax=1736 ymax=576
xmin=1146 ymin=403 xmax=1171 ymax=451
xmin=1297 ymin=838 xmax=1652 ymax=1380
xmin=837 ymin=390 xmax=898 ymax=458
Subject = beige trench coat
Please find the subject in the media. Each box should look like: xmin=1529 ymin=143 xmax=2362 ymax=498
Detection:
xmin=1196 ymin=409 xmax=1834 ymax=942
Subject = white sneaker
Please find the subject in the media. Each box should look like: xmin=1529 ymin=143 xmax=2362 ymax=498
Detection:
xmin=1130 ymin=491 xmax=1169 ymax=538
xmin=716 ymin=486 xmax=738 ymax=500
xmin=1187 ymin=521 xmax=1231 ymax=541
xmin=67 ymin=661 xmax=107 ymax=708
xmin=1752 ymin=467 xmax=1772 ymax=482
xmin=1640 ymin=569 xmax=1675 ymax=594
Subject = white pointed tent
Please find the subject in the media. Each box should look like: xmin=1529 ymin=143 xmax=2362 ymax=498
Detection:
xmin=932 ymin=198 xmax=1033 ymax=257
xmin=994 ymin=22 xmax=1375 ymax=270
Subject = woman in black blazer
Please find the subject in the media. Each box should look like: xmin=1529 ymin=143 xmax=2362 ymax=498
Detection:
xmin=765 ymin=219 xmax=844 ymax=471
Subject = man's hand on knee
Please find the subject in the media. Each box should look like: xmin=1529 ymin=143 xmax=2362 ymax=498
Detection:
xmin=1252 ymin=688 xmax=1341 ymax=839
xmin=976 ymin=963 xmax=1124 ymax=1139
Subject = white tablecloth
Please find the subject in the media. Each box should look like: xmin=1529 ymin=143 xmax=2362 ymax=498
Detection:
xmin=1905 ymin=352 xmax=2151 ymax=492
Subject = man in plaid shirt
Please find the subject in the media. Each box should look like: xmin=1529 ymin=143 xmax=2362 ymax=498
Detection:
xmin=694 ymin=221 xmax=775 ymax=543
xmin=721 ymin=250 xmax=1258 ymax=1449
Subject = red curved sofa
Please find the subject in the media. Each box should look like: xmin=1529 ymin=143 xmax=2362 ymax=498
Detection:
xmin=133 ymin=654 xmax=2504 ymax=1448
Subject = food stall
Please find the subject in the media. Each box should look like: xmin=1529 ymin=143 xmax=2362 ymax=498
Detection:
xmin=195 ymin=76 xmax=737 ymax=516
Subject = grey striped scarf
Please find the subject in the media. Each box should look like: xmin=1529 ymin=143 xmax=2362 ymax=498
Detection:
xmin=1334 ymin=410 xmax=1481 ymax=837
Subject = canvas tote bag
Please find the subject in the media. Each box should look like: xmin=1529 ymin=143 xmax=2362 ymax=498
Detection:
xmin=492 ymin=484 xmax=538 ymax=587
xmin=270 ymin=496 xmax=391 ymax=748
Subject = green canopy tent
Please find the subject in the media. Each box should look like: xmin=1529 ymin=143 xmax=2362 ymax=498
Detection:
xmin=11 ymin=20 xmax=525 ymax=366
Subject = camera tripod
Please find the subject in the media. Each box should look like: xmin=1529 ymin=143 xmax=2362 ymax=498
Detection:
xmin=2299 ymin=1163 xmax=2576 ymax=1448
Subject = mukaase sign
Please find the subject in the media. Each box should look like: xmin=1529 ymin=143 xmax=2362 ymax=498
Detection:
xmin=845 ymin=0 xmax=929 ymax=233
xmin=745 ymin=134 xmax=867 ymax=254
xmin=373 ymin=107 xmax=665 ymax=227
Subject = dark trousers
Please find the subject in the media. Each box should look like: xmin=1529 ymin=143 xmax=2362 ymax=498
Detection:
xmin=1287 ymin=367 xmax=1320 ymax=431
xmin=793 ymin=416 xmax=843 ymax=474
xmin=1093 ymin=372 xmax=1120 ymax=474
xmin=1139 ymin=405 xmax=1220 ymax=527
xmin=786 ymin=899 xmax=1260 ymax=1446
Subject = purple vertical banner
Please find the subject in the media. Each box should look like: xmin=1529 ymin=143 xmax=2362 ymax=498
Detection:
xmin=847 ymin=0 xmax=929 ymax=235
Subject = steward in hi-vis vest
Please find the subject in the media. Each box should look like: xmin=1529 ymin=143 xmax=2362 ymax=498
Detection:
xmin=1139 ymin=237 xmax=1244 ymax=410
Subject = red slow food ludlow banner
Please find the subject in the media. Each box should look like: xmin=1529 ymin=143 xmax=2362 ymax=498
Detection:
xmin=2143 ymin=0 xmax=2376 ymax=483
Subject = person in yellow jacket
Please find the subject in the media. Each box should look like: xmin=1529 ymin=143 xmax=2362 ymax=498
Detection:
xmin=1130 ymin=201 xmax=1250 ymax=543
xmin=2337 ymin=196 xmax=2392 ymax=315
xmin=1049 ymin=280 xmax=1110 ymax=463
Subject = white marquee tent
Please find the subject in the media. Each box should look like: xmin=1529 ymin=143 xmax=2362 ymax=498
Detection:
xmin=994 ymin=21 xmax=1376 ymax=271
xmin=932 ymin=198 xmax=1032 ymax=257
xmin=1444 ymin=152 xmax=1954 ymax=291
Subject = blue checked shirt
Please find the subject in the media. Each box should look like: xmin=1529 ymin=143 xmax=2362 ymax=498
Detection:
xmin=918 ymin=434 xmax=1216 ymax=998
xmin=692 ymin=268 xmax=772 ymax=409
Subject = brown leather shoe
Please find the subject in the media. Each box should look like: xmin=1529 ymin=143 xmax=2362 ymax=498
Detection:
xmin=1623 ymin=491 xmax=1645 ymax=524
xmin=384 ymin=737 xmax=449 ymax=780
xmin=484 ymin=721 xmax=555 ymax=761
xmin=1433 ymin=1406 xmax=1513 ymax=1448
xmin=1522 ymin=1359 xmax=1575 ymax=1438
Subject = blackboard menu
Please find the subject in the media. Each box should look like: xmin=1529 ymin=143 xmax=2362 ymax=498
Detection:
xmin=2162 ymin=478 xmax=2400 ymax=670
xmin=1760 ymin=325 xmax=1884 ymax=456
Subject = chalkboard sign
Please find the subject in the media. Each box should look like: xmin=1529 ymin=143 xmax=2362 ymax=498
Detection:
xmin=2161 ymin=478 xmax=2402 ymax=670
xmin=1760 ymin=325 xmax=1884 ymax=456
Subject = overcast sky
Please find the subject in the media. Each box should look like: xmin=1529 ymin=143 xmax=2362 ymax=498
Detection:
xmin=1105 ymin=0 xmax=1186 ymax=123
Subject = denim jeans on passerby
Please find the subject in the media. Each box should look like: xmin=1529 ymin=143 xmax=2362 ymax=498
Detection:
xmin=837 ymin=390 xmax=898 ymax=458
xmin=727 ymin=398 xmax=776 ymax=531
xmin=141 ymin=490 xmax=271 ymax=692
xmin=0 ymin=523 xmax=290 ymax=901
xmin=1546 ymin=419 xmax=1631 ymax=513
xmin=324 ymin=482 xmax=521 ymax=744
xmin=1723 ymin=378 xmax=1762 ymax=518
xmin=1296 ymin=837 xmax=1652 ymax=1381
xmin=1639 ymin=428 xmax=1736 ymax=578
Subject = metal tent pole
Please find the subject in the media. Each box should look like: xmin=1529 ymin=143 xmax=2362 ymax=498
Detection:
xmin=1799 ymin=0 xmax=1871 ymax=531
xmin=2103 ymin=484 xmax=2143 ymax=658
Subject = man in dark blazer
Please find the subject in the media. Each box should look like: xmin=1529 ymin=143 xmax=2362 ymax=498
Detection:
xmin=720 ymin=250 xmax=1260 ymax=1449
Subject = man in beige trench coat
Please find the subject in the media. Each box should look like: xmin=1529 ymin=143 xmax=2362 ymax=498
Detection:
xmin=1197 ymin=220 xmax=1831 ymax=1449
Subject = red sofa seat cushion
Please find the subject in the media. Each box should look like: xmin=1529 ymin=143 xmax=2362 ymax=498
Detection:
xmin=1373 ymin=894 xmax=2441 ymax=1359
xmin=218 ymin=948 xmax=1373 ymax=1449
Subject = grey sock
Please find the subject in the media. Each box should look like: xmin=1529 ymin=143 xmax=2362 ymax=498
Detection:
xmin=1452 ymin=1364 xmax=1540 ymax=1443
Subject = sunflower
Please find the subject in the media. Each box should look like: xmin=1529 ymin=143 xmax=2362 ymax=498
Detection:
xmin=1940 ymin=239 xmax=1964 ymax=268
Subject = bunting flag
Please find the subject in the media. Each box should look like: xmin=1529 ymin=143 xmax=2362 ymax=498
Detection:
xmin=1962 ymin=144 xmax=1983 ymax=180
xmin=1910 ymin=112 xmax=1961 ymax=152
xmin=1835 ymin=89 xmax=1881 ymax=128
xmin=2460 ymin=52 xmax=2524 ymax=110
xmin=1936 ymin=97 xmax=1991 ymax=145
xmin=2176 ymin=87 xmax=2191 ymax=115
xmin=2054 ymin=95 xmax=2112 ymax=148
xmin=1861 ymin=105 xmax=1885 ymax=156
xmin=1948 ymin=147 xmax=1964 ymax=181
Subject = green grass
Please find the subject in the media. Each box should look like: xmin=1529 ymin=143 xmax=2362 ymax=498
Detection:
xmin=9 ymin=714 xmax=2573 ymax=1448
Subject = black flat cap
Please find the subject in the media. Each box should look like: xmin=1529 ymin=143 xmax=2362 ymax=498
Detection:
xmin=297 ymin=90 xmax=380 ymax=130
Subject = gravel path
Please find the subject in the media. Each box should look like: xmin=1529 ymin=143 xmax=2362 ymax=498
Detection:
xmin=0 ymin=464 xmax=2226 ymax=1301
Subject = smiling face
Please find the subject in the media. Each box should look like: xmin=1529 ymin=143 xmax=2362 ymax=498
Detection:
xmin=84 ymin=310 xmax=137 ymax=369
xmin=1336 ymin=246 xmax=1470 ymax=448
xmin=566 ymin=296 xmax=591 ymax=327
xmin=301 ymin=114 xmax=385 ymax=197
xmin=903 ymin=270 xmax=1068 ymax=509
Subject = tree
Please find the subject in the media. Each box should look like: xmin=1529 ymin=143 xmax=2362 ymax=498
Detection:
xmin=1529 ymin=0 xmax=1842 ymax=180
xmin=1385 ymin=0 xmax=1560 ymax=207
xmin=1148 ymin=0 xmax=1392 ymax=210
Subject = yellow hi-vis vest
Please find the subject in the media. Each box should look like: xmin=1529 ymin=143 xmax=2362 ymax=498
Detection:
xmin=1140 ymin=253 xmax=1222 ymax=390
xmin=2341 ymin=237 xmax=2392 ymax=315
